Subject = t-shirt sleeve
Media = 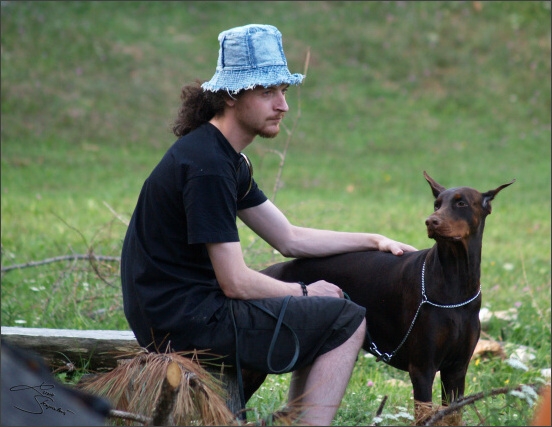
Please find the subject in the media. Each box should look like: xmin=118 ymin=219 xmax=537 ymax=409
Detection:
xmin=183 ymin=174 xmax=240 ymax=244
xmin=237 ymin=178 xmax=268 ymax=210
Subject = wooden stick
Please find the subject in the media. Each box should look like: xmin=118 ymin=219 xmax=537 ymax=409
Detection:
xmin=151 ymin=361 xmax=181 ymax=426
xmin=375 ymin=395 xmax=388 ymax=416
xmin=424 ymin=384 xmax=541 ymax=426
xmin=1 ymin=253 xmax=120 ymax=273
xmin=109 ymin=409 xmax=152 ymax=425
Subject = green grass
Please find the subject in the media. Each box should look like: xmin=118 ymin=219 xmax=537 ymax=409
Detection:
xmin=1 ymin=1 xmax=550 ymax=425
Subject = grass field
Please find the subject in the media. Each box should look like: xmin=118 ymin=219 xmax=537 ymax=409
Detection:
xmin=1 ymin=1 xmax=550 ymax=425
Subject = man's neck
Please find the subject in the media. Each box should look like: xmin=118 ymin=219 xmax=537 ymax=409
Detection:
xmin=209 ymin=117 xmax=254 ymax=153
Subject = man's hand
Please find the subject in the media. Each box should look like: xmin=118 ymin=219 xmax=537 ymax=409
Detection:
xmin=306 ymin=280 xmax=345 ymax=298
xmin=378 ymin=238 xmax=418 ymax=256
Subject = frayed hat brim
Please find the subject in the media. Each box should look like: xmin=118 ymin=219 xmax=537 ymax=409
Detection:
xmin=201 ymin=66 xmax=304 ymax=94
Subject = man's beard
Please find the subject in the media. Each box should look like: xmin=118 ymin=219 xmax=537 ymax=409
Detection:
xmin=257 ymin=122 xmax=282 ymax=139
xmin=258 ymin=128 xmax=280 ymax=139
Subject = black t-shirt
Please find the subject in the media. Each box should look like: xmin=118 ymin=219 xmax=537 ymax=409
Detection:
xmin=121 ymin=123 xmax=267 ymax=340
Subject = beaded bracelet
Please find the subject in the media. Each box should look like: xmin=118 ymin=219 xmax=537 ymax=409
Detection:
xmin=299 ymin=281 xmax=308 ymax=296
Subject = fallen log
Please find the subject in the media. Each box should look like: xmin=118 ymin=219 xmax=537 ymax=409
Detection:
xmin=1 ymin=327 xmax=140 ymax=372
xmin=0 ymin=326 xmax=243 ymax=417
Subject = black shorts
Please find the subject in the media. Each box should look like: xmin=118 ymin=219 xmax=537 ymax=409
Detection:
xmin=161 ymin=296 xmax=366 ymax=374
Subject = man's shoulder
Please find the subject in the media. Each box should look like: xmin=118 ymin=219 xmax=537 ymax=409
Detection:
xmin=171 ymin=123 xmax=232 ymax=157
xmin=172 ymin=123 xmax=216 ymax=148
xmin=160 ymin=125 xmax=238 ymax=181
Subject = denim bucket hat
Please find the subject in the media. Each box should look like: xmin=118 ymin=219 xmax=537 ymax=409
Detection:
xmin=201 ymin=24 xmax=304 ymax=94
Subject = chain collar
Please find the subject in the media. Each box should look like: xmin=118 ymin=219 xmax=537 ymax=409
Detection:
xmin=369 ymin=259 xmax=481 ymax=363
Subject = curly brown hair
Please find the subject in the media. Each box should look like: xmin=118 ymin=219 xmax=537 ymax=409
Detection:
xmin=171 ymin=81 xmax=229 ymax=137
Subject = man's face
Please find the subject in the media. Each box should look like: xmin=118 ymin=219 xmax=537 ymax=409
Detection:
xmin=233 ymin=84 xmax=290 ymax=139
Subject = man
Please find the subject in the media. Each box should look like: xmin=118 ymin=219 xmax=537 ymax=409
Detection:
xmin=121 ymin=24 xmax=415 ymax=425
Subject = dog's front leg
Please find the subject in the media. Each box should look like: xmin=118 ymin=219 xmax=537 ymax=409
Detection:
xmin=439 ymin=366 xmax=469 ymax=425
xmin=409 ymin=367 xmax=437 ymax=425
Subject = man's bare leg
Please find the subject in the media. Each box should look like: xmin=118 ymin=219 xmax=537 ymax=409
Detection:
xmin=288 ymin=365 xmax=311 ymax=404
xmin=287 ymin=318 xmax=366 ymax=425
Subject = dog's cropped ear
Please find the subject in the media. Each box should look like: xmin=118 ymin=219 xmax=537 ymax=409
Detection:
xmin=423 ymin=171 xmax=446 ymax=198
xmin=482 ymin=179 xmax=515 ymax=213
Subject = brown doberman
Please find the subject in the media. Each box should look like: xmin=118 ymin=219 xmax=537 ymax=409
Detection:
xmin=246 ymin=171 xmax=514 ymax=424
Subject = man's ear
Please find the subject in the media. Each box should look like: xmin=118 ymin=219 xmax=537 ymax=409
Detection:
xmin=224 ymin=92 xmax=238 ymax=107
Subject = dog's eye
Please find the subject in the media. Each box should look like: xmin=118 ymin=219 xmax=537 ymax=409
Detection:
xmin=434 ymin=201 xmax=440 ymax=211
xmin=456 ymin=201 xmax=468 ymax=207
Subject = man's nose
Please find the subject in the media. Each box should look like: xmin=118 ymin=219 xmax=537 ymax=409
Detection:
xmin=276 ymin=92 xmax=289 ymax=112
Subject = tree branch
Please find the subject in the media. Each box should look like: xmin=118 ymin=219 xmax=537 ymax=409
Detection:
xmin=424 ymin=383 xmax=541 ymax=426
xmin=108 ymin=409 xmax=152 ymax=425
xmin=270 ymin=47 xmax=310 ymax=203
xmin=1 ymin=254 xmax=120 ymax=273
